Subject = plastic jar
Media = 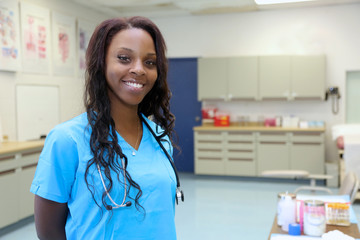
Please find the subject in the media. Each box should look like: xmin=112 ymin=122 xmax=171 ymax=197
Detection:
xmin=303 ymin=200 xmax=326 ymax=236
xmin=277 ymin=192 xmax=296 ymax=227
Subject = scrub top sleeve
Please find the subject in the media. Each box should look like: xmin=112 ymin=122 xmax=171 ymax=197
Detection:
xmin=30 ymin=127 xmax=79 ymax=203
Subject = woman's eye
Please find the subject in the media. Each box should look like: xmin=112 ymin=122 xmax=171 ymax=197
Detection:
xmin=146 ymin=60 xmax=157 ymax=66
xmin=117 ymin=55 xmax=130 ymax=62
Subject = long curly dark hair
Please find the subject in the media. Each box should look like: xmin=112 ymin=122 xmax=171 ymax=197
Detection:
xmin=83 ymin=16 xmax=175 ymax=212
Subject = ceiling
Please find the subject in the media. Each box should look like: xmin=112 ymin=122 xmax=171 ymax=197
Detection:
xmin=70 ymin=0 xmax=360 ymax=18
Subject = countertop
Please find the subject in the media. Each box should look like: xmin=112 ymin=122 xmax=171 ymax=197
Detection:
xmin=0 ymin=140 xmax=44 ymax=155
xmin=194 ymin=125 xmax=326 ymax=132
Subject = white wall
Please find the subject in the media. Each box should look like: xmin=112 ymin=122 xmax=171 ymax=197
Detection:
xmin=0 ymin=0 xmax=108 ymax=141
xmin=1 ymin=1 xmax=359 ymax=162
xmin=153 ymin=3 xmax=360 ymax=162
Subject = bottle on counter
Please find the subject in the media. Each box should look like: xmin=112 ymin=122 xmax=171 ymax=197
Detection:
xmin=278 ymin=193 xmax=297 ymax=232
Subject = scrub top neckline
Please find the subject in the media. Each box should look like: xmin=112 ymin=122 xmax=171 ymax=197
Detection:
xmin=115 ymin=121 xmax=149 ymax=156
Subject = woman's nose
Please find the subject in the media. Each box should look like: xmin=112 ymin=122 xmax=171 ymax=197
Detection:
xmin=130 ymin=60 xmax=145 ymax=76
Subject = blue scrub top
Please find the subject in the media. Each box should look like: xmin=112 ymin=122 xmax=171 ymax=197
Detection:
xmin=31 ymin=113 xmax=177 ymax=239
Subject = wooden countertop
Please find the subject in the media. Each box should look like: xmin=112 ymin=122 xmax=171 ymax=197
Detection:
xmin=194 ymin=125 xmax=326 ymax=132
xmin=0 ymin=140 xmax=44 ymax=155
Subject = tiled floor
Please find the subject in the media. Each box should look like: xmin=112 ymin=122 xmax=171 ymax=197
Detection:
xmin=1 ymin=173 xmax=359 ymax=240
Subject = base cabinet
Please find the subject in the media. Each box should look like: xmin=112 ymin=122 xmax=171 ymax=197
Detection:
xmin=194 ymin=129 xmax=325 ymax=177
xmin=0 ymin=150 xmax=41 ymax=229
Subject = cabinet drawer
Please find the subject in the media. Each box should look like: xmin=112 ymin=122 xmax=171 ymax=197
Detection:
xmin=258 ymin=132 xmax=288 ymax=142
xmin=196 ymin=149 xmax=224 ymax=158
xmin=291 ymin=132 xmax=324 ymax=143
xmin=227 ymin=132 xmax=254 ymax=141
xmin=196 ymin=141 xmax=223 ymax=150
xmin=195 ymin=131 xmax=224 ymax=141
xmin=195 ymin=158 xmax=225 ymax=175
xmin=20 ymin=151 xmax=41 ymax=166
xmin=0 ymin=154 xmax=17 ymax=172
xmin=227 ymin=150 xmax=255 ymax=159
xmin=227 ymin=142 xmax=255 ymax=150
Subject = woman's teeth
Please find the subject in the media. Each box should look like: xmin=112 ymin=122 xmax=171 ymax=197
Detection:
xmin=125 ymin=82 xmax=143 ymax=88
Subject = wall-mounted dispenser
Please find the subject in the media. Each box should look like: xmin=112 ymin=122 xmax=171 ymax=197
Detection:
xmin=325 ymin=86 xmax=341 ymax=114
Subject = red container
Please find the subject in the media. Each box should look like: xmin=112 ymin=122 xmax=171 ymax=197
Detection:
xmin=201 ymin=107 xmax=217 ymax=119
xmin=214 ymin=113 xmax=230 ymax=127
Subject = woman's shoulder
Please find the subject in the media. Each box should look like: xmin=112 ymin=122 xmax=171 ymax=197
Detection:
xmin=48 ymin=112 xmax=89 ymax=141
xmin=142 ymin=114 xmax=165 ymax=135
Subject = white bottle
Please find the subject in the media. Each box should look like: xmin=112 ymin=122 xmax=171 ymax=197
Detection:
xmin=281 ymin=195 xmax=297 ymax=232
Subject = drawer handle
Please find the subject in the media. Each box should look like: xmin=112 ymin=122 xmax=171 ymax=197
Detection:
xmin=0 ymin=155 xmax=16 ymax=161
xmin=198 ymin=157 xmax=222 ymax=161
xmin=228 ymin=132 xmax=252 ymax=136
xmin=228 ymin=158 xmax=253 ymax=162
xmin=198 ymin=140 xmax=222 ymax=144
xmin=0 ymin=169 xmax=16 ymax=176
xmin=293 ymin=132 xmax=321 ymax=136
xmin=198 ymin=149 xmax=222 ymax=152
xmin=260 ymin=141 xmax=286 ymax=145
xmin=228 ymin=141 xmax=252 ymax=144
xmin=293 ymin=142 xmax=321 ymax=145
xmin=22 ymin=163 xmax=38 ymax=170
xmin=228 ymin=150 xmax=252 ymax=153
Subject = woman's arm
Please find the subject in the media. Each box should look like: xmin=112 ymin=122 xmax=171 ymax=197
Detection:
xmin=34 ymin=195 xmax=68 ymax=240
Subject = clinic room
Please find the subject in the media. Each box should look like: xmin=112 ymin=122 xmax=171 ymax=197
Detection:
xmin=1 ymin=0 xmax=360 ymax=239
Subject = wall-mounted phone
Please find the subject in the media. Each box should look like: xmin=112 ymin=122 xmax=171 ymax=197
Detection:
xmin=325 ymin=86 xmax=341 ymax=114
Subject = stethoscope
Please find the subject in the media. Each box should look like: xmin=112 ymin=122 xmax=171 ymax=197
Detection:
xmin=97 ymin=115 xmax=184 ymax=210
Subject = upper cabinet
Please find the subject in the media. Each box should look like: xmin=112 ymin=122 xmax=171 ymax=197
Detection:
xmin=258 ymin=55 xmax=325 ymax=100
xmin=198 ymin=55 xmax=325 ymax=102
xmin=198 ymin=57 xmax=228 ymax=101
xmin=198 ymin=57 xmax=258 ymax=101
xmin=228 ymin=57 xmax=258 ymax=100
xmin=259 ymin=56 xmax=291 ymax=100
xmin=291 ymin=55 xmax=325 ymax=100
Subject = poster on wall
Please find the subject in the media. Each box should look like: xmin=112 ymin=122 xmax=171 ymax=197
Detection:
xmin=77 ymin=19 xmax=95 ymax=78
xmin=0 ymin=0 xmax=21 ymax=72
xmin=52 ymin=12 xmax=76 ymax=76
xmin=20 ymin=2 xmax=50 ymax=74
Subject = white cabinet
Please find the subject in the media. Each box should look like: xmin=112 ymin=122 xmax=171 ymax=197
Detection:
xmin=259 ymin=56 xmax=291 ymax=100
xmin=228 ymin=57 xmax=258 ymax=100
xmin=198 ymin=57 xmax=258 ymax=101
xmin=259 ymin=55 xmax=325 ymax=100
xmin=194 ymin=128 xmax=325 ymax=177
xmin=198 ymin=57 xmax=228 ymax=101
xmin=256 ymin=132 xmax=290 ymax=174
xmin=0 ymin=148 xmax=41 ymax=229
xmin=291 ymin=56 xmax=325 ymax=100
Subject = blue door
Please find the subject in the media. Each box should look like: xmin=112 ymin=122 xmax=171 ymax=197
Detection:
xmin=168 ymin=58 xmax=201 ymax=173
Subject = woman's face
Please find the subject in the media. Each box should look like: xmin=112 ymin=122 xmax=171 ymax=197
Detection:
xmin=105 ymin=28 xmax=158 ymax=109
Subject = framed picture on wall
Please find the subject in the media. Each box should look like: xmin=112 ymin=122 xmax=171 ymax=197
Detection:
xmin=77 ymin=19 xmax=95 ymax=78
xmin=0 ymin=0 xmax=21 ymax=72
xmin=51 ymin=12 xmax=76 ymax=76
xmin=20 ymin=2 xmax=50 ymax=74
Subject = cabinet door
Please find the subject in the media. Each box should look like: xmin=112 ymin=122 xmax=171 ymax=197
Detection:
xmin=0 ymin=170 xmax=19 ymax=228
xmin=198 ymin=57 xmax=228 ymax=101
xmin=259 ymin=56 xmax=291 ymax=100
xmin=291 ymin=56 xmax=325 ymax=100
xmin=228 ymin=57 xmax=258 ymax=100
xmin=290 ymin=132 xmax=325 ymax=174
xmin=256 ymin=132 xmax=290 ymax=175
xmin=19 ymin=151 xmax=40 ymax=219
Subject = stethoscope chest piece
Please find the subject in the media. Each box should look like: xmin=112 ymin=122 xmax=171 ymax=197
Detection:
xmin=176 ymin=188 xmax=184 ymax=205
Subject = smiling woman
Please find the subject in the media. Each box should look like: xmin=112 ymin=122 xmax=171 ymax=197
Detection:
xmin=30 ymin=16 xmax=179 ymax=240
